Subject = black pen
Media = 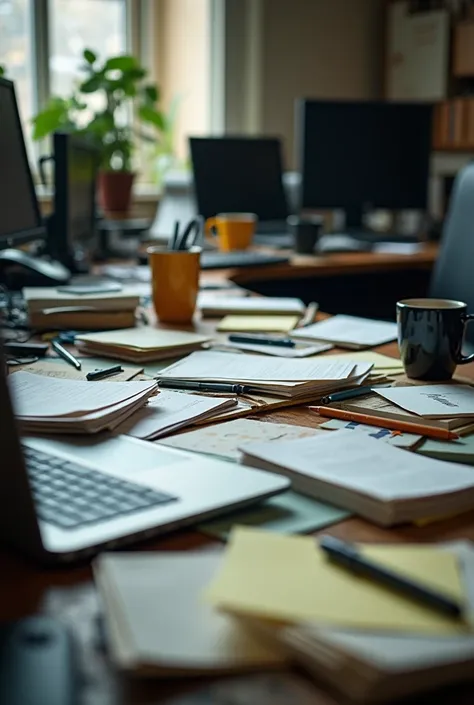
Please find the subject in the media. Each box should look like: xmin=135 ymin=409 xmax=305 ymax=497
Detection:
xmin=51 ymin=339 xmax=82 ymax=371
xmin=319 ymin=536 xmax=463 ymax=619
xmin=157 ymin=379 xmax=251 ymax=394
xmin=86 ymin=365 xmax=123 ymax=381
xmin=228 ymin=334 xmax=296 ymax=349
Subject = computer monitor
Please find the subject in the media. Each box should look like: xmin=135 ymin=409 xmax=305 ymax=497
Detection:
xmin=297 ymin=99 xmax=433 ymax=229
xmin=50 ymin=132 xmax=99 ymax=271
xmin=189 ymin=137 xmax=289 ymax=223
xmin=0 ymin=77 xmax=46 ymax=248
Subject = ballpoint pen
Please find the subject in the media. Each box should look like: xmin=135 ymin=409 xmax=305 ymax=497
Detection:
xmin=319 ymin=535 xmax=463 ymax=619
xmin=321 ymin=385 xmax=377 ymax=404
xmin=86 ymin=365 xmax=123 ymax=381
xmin=157 ymin=379 xmax=252 ymax=394
xmin=51 ymin=339 xmax=82 ymax=371
xmin=228 ymin=334 xmax=296 ymax=348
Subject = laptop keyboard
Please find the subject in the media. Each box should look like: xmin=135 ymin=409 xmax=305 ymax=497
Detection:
xmin=22 ymin=445 xmax=178 ymax=530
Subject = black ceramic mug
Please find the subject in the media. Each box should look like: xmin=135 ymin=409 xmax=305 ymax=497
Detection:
xmin=397 ymin=298 xmax=474 ymax=381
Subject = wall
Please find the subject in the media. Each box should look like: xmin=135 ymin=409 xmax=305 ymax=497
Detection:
xmin=156 ymin=0 xmax=211 ymax=160
xmin=252 ymin=0 xmax=386 ymax=165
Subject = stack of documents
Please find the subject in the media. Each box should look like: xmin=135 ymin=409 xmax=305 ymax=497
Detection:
xmin=76 ymin=327 xmax=211 ymax=363
xmin=239 ymin=429 xmax=474 ymax=525
xmin=291 ymin=314 xmax=398 ymax=349
xmin=23 ymin=287 xmax=140 ymax=330
xmin=199 ymin=296 xmax=305 ymax=318
xmin=9 ymin=371 xmax=157 ymax=434
xmin=204 ymin=528 xmax=474 ymax=702
xmin=159 ymin=351 xmax=374 ymax=399
xmin=332 ymin=388 xmax=474 ymax=436
xmin=116 ymin=391 xmax=238 ymax=440
xmin=94 ymin=550 xmax=286 ymax=675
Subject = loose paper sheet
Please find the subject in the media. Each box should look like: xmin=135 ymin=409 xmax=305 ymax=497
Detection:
xmin=376 ymin=385 xmax=474 ymax=418
xmin=217 ymin=315 xmax=300 ymax=333
xmin=291 ymin=315 xmax=397 ymax=347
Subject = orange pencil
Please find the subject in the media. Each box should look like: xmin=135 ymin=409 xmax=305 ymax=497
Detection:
xmin=310 ymin=406 xmax=459 ymax=441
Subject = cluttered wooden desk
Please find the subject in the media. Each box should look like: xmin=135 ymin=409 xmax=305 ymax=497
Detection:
xmin=3 ymin=274 xmax=474 ymax=705
xmin=216 ymin=243 xmax=439 ymax=319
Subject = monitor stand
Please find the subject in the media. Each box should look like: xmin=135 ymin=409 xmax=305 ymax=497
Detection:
xmin=0 ymin=249 xmax=71 ymax=290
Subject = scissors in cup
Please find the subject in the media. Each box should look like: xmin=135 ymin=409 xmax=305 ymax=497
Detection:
xmin=169 ymin=217 xmax=203 ymax=251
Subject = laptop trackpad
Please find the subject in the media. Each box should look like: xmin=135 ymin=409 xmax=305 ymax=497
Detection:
xmin=22 ymin=435 xmax=182 ymax=474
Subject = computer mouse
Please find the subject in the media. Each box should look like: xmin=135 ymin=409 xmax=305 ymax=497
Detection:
xmin=0 ymin=249 xmax=71 ymax=289
xmin=0 ymin=616 xmax=79 ymax=705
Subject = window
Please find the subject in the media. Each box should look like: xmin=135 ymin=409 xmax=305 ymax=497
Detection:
xmin=0 ymin=0 xmax=129 ymax=163
xmin=0 ymin=0 xmax=34 ymax=142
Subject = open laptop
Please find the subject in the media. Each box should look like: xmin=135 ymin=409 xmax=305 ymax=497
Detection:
xmin=189 ymin=137 xmax=293 ymax=248
xmin=0 ymin=349 xmax=289 ymax=564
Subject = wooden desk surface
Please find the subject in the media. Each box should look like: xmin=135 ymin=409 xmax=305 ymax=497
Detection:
xmin=4 ymin=319 xmax=474 ymax=705
xmin=219 ymin=242 xmax=439 ymax=286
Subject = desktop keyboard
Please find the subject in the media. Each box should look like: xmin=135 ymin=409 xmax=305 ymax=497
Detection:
xmin=201 ymin=251 xmax=289 ymax=270
xmin=22 ymin=445 xmax=177 ymax=530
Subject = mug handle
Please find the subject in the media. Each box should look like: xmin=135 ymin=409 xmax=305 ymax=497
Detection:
xmin=457 ymin=313 xmax=474 ymax=364
xmin=205 ymin=217 xmax=218 ymax=242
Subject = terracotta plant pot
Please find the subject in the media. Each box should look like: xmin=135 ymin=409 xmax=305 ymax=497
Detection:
xmin=98 ymin=170 xmax=135 ymax=214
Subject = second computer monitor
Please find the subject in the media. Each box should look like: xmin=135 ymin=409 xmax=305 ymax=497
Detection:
xmin=297 ymin=99 xmax=433 ymax=228
xmin=189 ymin=137 xmax=289 ymax=222
xmin=51 ymin=132 xmax=99 ymax=270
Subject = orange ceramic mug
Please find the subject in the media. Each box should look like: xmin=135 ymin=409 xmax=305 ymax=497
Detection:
xmin=147 ymin=245 xmax=201 ymax=323
xmin=205 ymin=213 xmax=257 ymax=251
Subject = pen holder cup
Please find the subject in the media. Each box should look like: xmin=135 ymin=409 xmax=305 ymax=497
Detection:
xmin=147 ymin=246 xmax=201 ymax=324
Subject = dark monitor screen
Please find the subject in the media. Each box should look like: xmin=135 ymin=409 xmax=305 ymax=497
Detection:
xmin=52 ymin=132 xmax=98 ymax=265
xmin=0 ymin=78 xmax=45 ymax=247
xmin=189 ymin=137 xmax=288 ymax=221
xmin=297 ymin=100 xmax=433 ymax=212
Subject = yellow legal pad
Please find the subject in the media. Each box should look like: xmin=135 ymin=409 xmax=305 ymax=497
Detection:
xmin=217 ymin=315 xmax=300 ymax=333
xmin=205 ymin=528 xmax=469 ymax=634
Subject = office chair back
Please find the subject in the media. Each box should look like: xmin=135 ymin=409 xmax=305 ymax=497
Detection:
xmin=430 ymin=163 xmax=474 ymax=345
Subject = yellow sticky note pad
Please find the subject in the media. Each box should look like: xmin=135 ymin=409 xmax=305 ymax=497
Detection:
xmin=217 ymin=315 xmax=300 ymax=333
xmin=205 ymin=528 xmax=468 ymax=634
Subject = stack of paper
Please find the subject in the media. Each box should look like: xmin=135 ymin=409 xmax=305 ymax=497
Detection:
xmin=204 ymin=529 xmax=474 ymax=702
xmin=375 ymin=384 xmax=474 ymax=418
xmin=331 ymin=390 xmax=474 ymax=436
xmin=291 ymin=314 xmax=397 ymax=349
xmin=159 ymin=351 xmax=373 ymax=399
xmin=94 ymin=550 xmax=286 ymax=675
xmin=115 ymin=391 xmax=238 ymax=440
xmin=239 ymin=429 xmax=474 ymax=525
xmin=199 ymin=296 xmax=305 ymax=318
xmin=217 ymin=315 xmax=300 ymax=333
xmin=8 ymin=371 xmax=157 ymax=434
xmin=76 ymin=327 xmax=211 ymax=363
xmin=23 ymin=287 xmax=140 ymax=330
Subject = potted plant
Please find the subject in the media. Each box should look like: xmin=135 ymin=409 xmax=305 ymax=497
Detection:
xmin=32 ymin=49 xmax=168 ymax=213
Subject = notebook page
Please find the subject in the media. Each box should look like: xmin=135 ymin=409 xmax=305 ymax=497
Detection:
xmin=200 ymin=297 xmax=305 ymax=314
xmin=240 ymin=429 xmax=474 ymax=501
xmin=291 ymin=315 xmax=397 ymax=346
xmin=8 ymin=372 xmax=156 ymax=418
xmin=116 ymin=392 xmax=236 ymax=439
xmin=160 ymin=351 xmax=361 ymax=382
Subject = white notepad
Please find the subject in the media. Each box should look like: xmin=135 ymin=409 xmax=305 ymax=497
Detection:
xmin=291 ymin=315 xmax=397 ymax=349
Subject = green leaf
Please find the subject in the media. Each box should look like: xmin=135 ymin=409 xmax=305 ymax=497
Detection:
xmin=104 ymin=55 xmax=138 ymax=72
xmin=83 ymin=48 xmax=97 ymax=65
xmin=80 ymin=75 xmax=103 ymax=93
xmin=0 ymin=65 xmax=5 ymax=77
xmin=138 ymin=104 xmax=165 ymax=130
xmin=144 ymin=84 xmax=159 ymax=103
xmin=32 ymin=107 xmax=70 ymax=140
